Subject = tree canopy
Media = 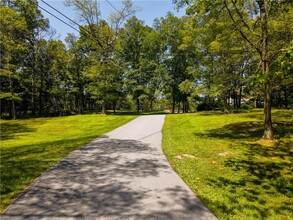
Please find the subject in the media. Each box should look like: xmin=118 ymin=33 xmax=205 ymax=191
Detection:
xmin=1 ymin=0 xmax=292 ymax=139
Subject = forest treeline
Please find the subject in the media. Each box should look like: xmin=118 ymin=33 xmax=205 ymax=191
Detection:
xmin=1 ymin=0 xmax=292 ymax=137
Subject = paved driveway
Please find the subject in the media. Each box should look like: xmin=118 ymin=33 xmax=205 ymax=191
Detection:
xmin=2 ymin=115 xmax=217 ymax=220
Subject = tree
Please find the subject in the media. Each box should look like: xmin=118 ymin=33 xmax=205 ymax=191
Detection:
xmin=120 ymin=17 xmax=149 ymax=114
xmin=139 ymin=25 xmax=165 ymax=111
xmin=1 ymin=0 xmax=50 ymax=117
xmin=272 ymin=40 xmax=293 ymax=108
xmin=0 ymin=6 xmax=28 ymax=119
xmin=66 ymin=34 xmax=88 ymax=114
xmin=65 ymin=0 xmax=136 ymax=113
xmin=46 ymin=40 xmax=69 ymax=115
xmin=156 ymin=13 xmax=191 ymax=113
xmin=173 ymin=0 xmax=293 ymax=139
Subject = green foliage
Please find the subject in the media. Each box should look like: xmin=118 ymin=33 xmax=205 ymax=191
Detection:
xmin=155 ymin=13 xmax=194 ymax=113
xmin=277 ymin=40 xmax=293 ymax=75
xmin=0 ymin=93 xmax=22 ymax=101
xmin=173 ymin=0 xmax=293 ymax=138
xmin=0 ymin=114 xmax=136 ymax=212
xmin=120 ymin=17 xmax=163 ymax=113
xmin=179 ymin=80 xmax=196 ymax=95
xmin=0 ymin=5 xmax=28 ymax=118
xmin=162 ymin=109 xmax=293 ymax=219
xmin=1 ymin=0 xmax=292 ymax=121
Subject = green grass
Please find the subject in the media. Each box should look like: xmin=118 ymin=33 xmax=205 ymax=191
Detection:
xmin=0 ymin=113 xmax=136 ymax=212
xmin=162 ymin=109 xmax=293 ymax=220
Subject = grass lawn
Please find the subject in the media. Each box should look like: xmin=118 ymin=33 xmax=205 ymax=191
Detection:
xmin=162 ymin=109 xmax=292 ymax=220
xmin=0 ymin=113 xmax=136 ymax=212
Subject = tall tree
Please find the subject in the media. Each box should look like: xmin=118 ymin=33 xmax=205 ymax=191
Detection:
xmin=173 ymin=0 xmax=293 ymax=139
xmin=120 ymin=17 xmax=150 ymax=114
xmin=65 ymin=0 xmax=136 ymax=113
xmin=2 ymin=0 xmax=49 ymax=117
xmin=0 ymin=5 xmax=28 ymax=119
xmin=156 ymin=13 xmax=190 ymax=113
xmin=66 ymin=34 xmax=88 ymax=114
xmin=46 ymin=40 xmax=69 ymax=115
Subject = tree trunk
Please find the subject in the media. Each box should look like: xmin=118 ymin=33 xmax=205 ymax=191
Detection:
xmin=81 ymin=93 xmax=84 ymax=114
xmin=278 ymin=91 xmax=282 ymax=108
xmin=78 ymin=72 xmax=84 ymax=114
xmin=136 ymin=98 xmax=140 ymax=115
xmin=233 ymin=93 xmax=237 ymax=110
xmin=172 ymin=96 xmax=175 ymax=113
xmin=38 ymin=70 xmax=44 ymax=116
xmin=263 ymin=83 xmax=273 ymax=139
xmin=183 ymin=96 xmax=188 ymax=113
xmin=113 ymin=101 xmax=116 ymax=114
xmin=223 ymin=96 xmax=230 ymax=113
xmin=64 ymin=92 xmax=68 ymax=114
xmin=31 ymin=77 xmax=35 ymax=116
xmin=38 ymin=91 xmax=43 ymax=116
xmin=284 ymin=86 xmax=288 ymax=109
xmin=9 ymin=73 xmax=16 ymax=120
xmin=225 ymin=0 xmax=273 ymax=139
xmin=102 ymin=102 xmax=106 ymax=114
xmin=150 ymin=99 xmax=153 ymax=112
xmin=10 ymin=100 xmax=16 ymax=120
xmin=95 ymin=103 xmax=99 ymax=113
xmin=260 ymin=0 xmax=273 ymax=139
xmin=238 ymin=86 xmax=242 ymax=109
xmin=182 ymin=102 xmax=185 ymax=113
xmin=75 ymin=95 xmax=79 ymax=113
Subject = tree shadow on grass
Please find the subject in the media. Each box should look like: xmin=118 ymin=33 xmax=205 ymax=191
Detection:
xmin=204 ymin=176 xmax=292 ymax=219
xmin=0 ymin=137 xmax=161 ymax=214
xmin=197 ymin=120 xmax=293 ymax=218
xmin=223 ymin=140 xmax=292 ymax=194
xmin=0 ymin=122 xmax=36 ymax=140
xmin=206 ymin=151 xmax=293 ymax=218
xmin=1 ymin=136 xmax=100 ymax=208
xmin=195 ymin=121 xmax=293 ymax=140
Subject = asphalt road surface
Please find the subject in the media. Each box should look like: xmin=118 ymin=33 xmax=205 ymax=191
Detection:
xmin=2 ymin=115 xmax=217 ymax=220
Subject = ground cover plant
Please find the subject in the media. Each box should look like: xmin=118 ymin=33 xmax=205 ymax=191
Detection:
xmin=0 ymin=114 xmax=136 ymax=212
xmin=162 ymin=109 xmax=292 ymax=220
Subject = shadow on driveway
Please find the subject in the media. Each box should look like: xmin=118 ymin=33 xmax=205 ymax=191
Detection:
xmin=2 ymin=136 xmax=215 ymax=219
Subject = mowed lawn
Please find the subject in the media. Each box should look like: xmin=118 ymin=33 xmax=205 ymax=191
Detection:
xmin=162 ymin=109 xmax=292 ymax=220
xmin=0 ymin=114 xmax=136 ymax=212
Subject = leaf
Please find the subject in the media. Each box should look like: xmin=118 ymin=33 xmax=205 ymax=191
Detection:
xmin=0 ymin=93 xmax=22 ymax=101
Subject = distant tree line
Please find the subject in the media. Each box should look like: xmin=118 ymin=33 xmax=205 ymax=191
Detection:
xmin=1 ymin=0 xmax=292 ymax=138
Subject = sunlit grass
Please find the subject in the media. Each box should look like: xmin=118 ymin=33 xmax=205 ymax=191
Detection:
xmin=0 ymin=113 xmax=136 ymax=212
xmin=162 ymin=109 xmax=293 ymax=220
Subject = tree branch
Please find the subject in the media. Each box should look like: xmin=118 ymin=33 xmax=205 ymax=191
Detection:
xmin=224 ymin=0 xmax=261 ymax=55
xmin=231 ymin=0 xmax=251 ymax=31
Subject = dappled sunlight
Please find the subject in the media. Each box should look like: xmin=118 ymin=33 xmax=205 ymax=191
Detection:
xmin=200 ymin=120 xmax=293 ymax=218
xmin=0 ymin=115 xmax=136 ymax=212
xmin=0 ymin=122 xmax=36 ymax=141
xmin=163 ymin=110 xmax=293 ymax=219
xmin=194 ymin=121 xmax=293 ymax=141
xmin=3 ymin=134 xmax=215 ymax=219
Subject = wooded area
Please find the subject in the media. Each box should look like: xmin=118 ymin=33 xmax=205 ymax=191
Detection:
xmin=1 ymin=0 xmax=292 ymax=139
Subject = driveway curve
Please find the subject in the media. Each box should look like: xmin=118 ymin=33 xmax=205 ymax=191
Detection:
xmin=2 ymin=115 xmax=217 ymax=220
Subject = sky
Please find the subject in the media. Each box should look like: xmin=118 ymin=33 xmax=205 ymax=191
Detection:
xmin=38 ymin=0 xmax=186 ymax=41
